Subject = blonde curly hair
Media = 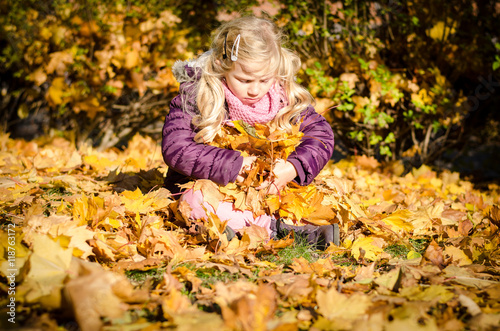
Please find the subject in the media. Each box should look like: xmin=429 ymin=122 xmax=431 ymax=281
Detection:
xmin=184 ymin=16 xmax=314 ymax=143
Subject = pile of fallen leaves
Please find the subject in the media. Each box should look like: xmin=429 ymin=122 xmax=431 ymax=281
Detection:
xmin=1 ymin=131 xmax=500 ymax=330
xmin=201 ymin=120 xmax=335 ymax=225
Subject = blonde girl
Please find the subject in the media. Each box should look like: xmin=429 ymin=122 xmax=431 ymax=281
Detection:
xmin=162 ymin=16 xmax=337 ymax=247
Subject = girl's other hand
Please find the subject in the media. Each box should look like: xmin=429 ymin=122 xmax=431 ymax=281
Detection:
xmin=257 ymin=159 xmax=297 ymax=194
xmin=236 ymin=156 xmax=257 ymax=183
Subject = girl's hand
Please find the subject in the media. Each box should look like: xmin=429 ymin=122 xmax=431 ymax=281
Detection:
xmin=257 ymin=159 xmax=297 ymax=194
xmin=236 ymin=156 xmax=257 ymax=183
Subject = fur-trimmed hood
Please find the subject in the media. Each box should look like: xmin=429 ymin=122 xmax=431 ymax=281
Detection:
xmin=172 ymin=51 xmax=211 ymax=84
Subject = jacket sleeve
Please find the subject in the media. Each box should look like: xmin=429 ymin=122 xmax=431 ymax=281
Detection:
xmin=162 ymin=95 xmax=243 ymax=186
xmin=287 ymin=106 xmax=335 ymax=186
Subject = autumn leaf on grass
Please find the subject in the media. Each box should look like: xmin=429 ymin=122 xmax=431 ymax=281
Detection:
xmin=256 ymin=236 xmax=295 ymax=254
xmin=444 ymin=245 xmax=472 ymax=266
xmin=489 ymin=204 xmax=500 ymax=227
xmin=441 ymin=208 xmax=466 ymax=226
xmin=72 ymin=195 xmax=107 ymax=227
xmin=354 ymin=262 xmax=375 ymax=284
xmin=214 ymin=281 xmax=257 ymax=313
xmin=118 ymin=189 xmax=171 ymax=232
xmin=71 ymin=194 xmax=124 ymax=231
xmin=442 ymin=265 xmax=499 ymax=289
xmin=215 ymin=281 xmax=277 ymax=331
xmin=400 ymin=284 xmax=455 ymax=304
xmin=240 ymin=224 xmax=269 ymax=250
xmin=172 ymin=265 xmax=203 ymax=293
xmin=142 ymin=228 xmax=196 ymax=264
xmin=355 ymin=155 xmax=380 ymax=170
xmin=91 ymin=233 xmax=118 ymax=262
xmin=64 ymin=259 xmax=145 ymax=331
xmin=315 ymin=287 xmax=372 ymax=329
xmin=83 ymin=154 xmax=119 ymax=174
xmin=171 ymin=311 xmax=228 ymax=331
xmin=323 ymin=176 xmax=354 ymax=195
xmin=385 ymin=302 xmax=440 ymax=331
xmin=289 ymin=256 xmax=315 ymax=274
xmin=53 ymin=224 xmax=95 ymax=259
xmin=350 ymin=236 xmax=389 ymax=261
xmin=410 ymin=202 xmax=444 ymax=236
xmin=105 ymin=228 xmax=142 ymax=260
xmin=18 ymin=233 xmax=73 ymax=309
xmin=424 ymin=240 xmax=446 ymax=269
xmin=374 ymin=267 xmax=402 ymax=292
xmin=381 ymin=209 xmax=414 ymax=234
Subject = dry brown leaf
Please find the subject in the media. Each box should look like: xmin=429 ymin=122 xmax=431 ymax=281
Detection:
xmin=424 ymin=240 xmax=446 ymax=269
xmin=64 ymin=259 xmax=140 ymax=331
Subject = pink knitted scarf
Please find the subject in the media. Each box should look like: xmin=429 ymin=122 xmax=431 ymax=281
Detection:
xmin=222 ymin=81 xmax=287 ymax=125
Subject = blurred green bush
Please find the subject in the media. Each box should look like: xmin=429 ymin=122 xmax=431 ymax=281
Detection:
xmin=0 ymin=0 xmax=218 ymax=148
xmin=1 ymin=0 xmax=499 ymax=166
xmin=274 ymin=0 xmax=499 ymax=165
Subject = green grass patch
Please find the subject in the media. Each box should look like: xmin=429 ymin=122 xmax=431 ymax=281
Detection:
xmin=195 ymin=268 xmax=245 ymax=287
xmin=44 ymin=186 xmax=71 ymax=196
xmin=259 ymin=236 xmax=322 ymax=266
xmin=125 ymin=267 xmax=166 ymax=285
xmin=384 ymin=244 xmax=411 ymax=259
xmin=383 ymin=238 xmax=430 ymax=259
xmin=409 ymin=238 xmax=430 ymax=255
xmin=172 ymin=262 xmax=257 ymax=290
xmin=331 ymin=253 xmax=358 ymax=267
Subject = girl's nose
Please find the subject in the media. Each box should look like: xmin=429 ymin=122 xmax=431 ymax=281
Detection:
xmin=248 ymin=85 xmax=259 ymax=96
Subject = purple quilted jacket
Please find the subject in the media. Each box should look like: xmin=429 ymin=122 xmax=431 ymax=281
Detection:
xmin=161 ymin=63 xmax=334 ymax=194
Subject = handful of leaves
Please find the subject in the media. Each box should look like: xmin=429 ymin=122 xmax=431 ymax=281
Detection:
xmin=211 ymin=120 xmax=303 ymax=188
xmin=206 ymin=120 xmax=335 ymax=225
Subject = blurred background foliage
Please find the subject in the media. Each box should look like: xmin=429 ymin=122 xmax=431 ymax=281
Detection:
xmin=1 ymin=0 xmax=499 ymax=176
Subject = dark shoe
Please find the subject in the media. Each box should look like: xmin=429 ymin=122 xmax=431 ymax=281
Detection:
xmin=274 ymin=219 xmax=340 ymax=250
xmin=223 ymin=226 xmax=236 ymax=241
xmin=332 ymin=223 xmax=340 ymax=247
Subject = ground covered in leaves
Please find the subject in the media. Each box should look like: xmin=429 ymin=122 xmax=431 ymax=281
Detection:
xmin=1 ymin=132 xmax=500 ymax=331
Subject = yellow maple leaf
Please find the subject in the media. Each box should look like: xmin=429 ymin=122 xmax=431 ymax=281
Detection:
xmin=409 ymin=202 xmax=444 ymax=235
xmin=120 ymin=188 xmax=156 ymax=215
xmin=219 ymin=182 xmax=247 ymax=211
xmin=401 ymin=284 xmax=455 ymax=304
xmin=316 ymin=287 xmax=371 ymax=321
xmin=18 ymin=234 xmax=73 ymax=308
xmin=444 ymin=245 xmax=472 ymax=266
xmin=83 ymin=154 xmax=117 ymax=173
xmin=72 ymin=195 xmax=103 ymax=226
xmin=381 ymin=209 xmax=414 ymax=233
xmin=240 ymin=224 xmax=269 ymax=250
xmin=351 ymin=236 xmax=387 ymax=261
xmin=64 ymin=259 xmax=135 ymax=331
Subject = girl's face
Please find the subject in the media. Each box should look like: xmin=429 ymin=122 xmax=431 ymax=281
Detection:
xmin=224 ymin=62 xmax=275 ymax=106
